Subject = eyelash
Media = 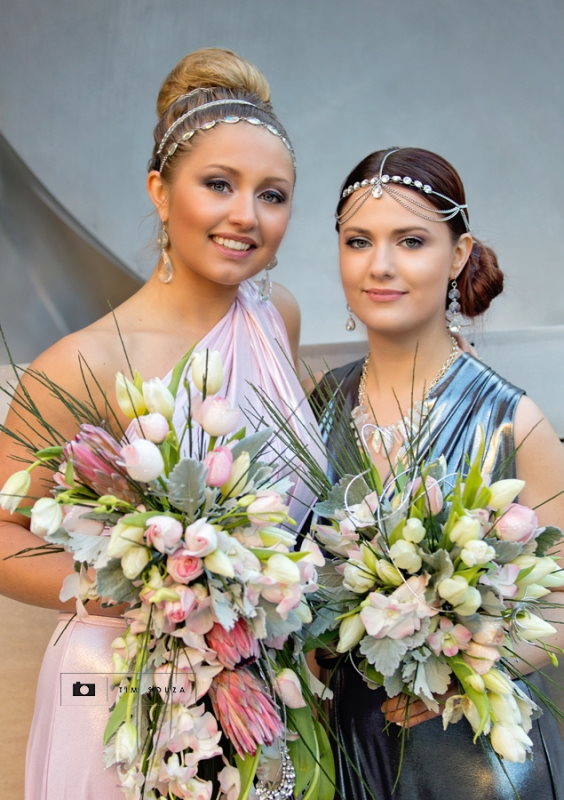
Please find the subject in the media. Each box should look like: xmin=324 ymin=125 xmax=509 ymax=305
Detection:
xmin=345 ymin=236 xmax=425 ymax=249
xmin=205 ymin=179 xmax=286 ymax=204
xmin=402 ymin=236 xmax=424 ymax=249
xmin=346 ymin=237 xmax=371 ymax=249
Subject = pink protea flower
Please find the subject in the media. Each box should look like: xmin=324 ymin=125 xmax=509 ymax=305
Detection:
xmin=209 ymin=667 xmax=283 ymax=756
xmin=206 ymin=618 xmax=259 ymax=669
xmin=64 ymin=424 xmax=140 ymax=504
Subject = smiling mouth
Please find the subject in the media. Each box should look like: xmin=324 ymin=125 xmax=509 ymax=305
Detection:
xmin=211 ymin=235 xmax=254 ymax=252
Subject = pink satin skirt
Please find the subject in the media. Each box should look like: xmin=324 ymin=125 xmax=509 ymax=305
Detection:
xmin=26 ymin=613 xmax=126 ymax=799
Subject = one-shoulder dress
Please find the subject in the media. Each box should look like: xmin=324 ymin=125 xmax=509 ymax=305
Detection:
xmin=25 ymin=281 xmax=321 ymax=799
xmin=314 ymin=353 xmax=564 ymax=800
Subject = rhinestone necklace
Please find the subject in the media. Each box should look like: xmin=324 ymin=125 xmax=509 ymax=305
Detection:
xmin=356 ymin=336 xmax=461 ymax=456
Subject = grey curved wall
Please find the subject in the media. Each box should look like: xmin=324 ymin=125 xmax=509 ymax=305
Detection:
xmin=1 ymin=0 xmax=563 ymax=360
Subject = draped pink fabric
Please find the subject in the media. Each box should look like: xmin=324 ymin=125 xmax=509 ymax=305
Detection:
xmin=25 ymin=282 xmax=322 ymax=798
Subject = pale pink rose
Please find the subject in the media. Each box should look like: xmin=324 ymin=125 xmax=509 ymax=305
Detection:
xmin=145 ymin=515 xmax=184 ymax=553
xmin=164 ymin=584 xmax=198 ymax=625
xmin=203 ymin=446 xmax=233 ymax=487
xmin=274 ymin=668 xmax=306 ymax=708
xmin=183 ymin=519 xmax=218 ymax=556
xmin=120 ymin=439 xmax=164 ymax=482
xmin=495 ymin=503 xmax=539 ymax=544
xmin=167 ymin=551 xmax=204 ymax=583
xmin=129 ymin=413 xmax=170 ymax=444
xmin=247 ymin=491 xmax=288 ymax=526
xmin=193 ymin=397 xmax=240 ymax=437
xmin=427 ymin=617 xmax=472 ymax=657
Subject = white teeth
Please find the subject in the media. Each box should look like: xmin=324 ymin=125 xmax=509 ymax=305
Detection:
xmin=212 ymin=236 xmax=252 ymax=251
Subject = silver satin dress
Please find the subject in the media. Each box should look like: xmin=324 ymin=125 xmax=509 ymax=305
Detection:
xmin=314 ymin=353 xmax=564 ymax=800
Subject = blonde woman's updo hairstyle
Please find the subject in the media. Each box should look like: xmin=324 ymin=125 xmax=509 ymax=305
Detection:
xmin=149 ymin=48 xmax=293 ymax=180
xmin=336 ymin=147 xmax=504 ymax=318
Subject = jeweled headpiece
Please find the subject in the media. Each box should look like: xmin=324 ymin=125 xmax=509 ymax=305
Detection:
xmin=155 ymin=94 xmax=295 ymax=173
xmin=336 ymin=147 xmax=470 ymax=231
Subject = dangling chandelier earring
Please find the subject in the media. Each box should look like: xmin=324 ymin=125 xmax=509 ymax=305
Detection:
xmin=157 ymin=221 xmax=173 ymax=284
xmin=445 ymin=279 xmax=462 ymax=333
xmin=259 ymin=256 xmax=277 ymax=303
xmin=345 ymin=304 xmax=356 ymax=332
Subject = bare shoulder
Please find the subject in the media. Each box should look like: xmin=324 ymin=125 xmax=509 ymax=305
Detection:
xmin=270 ymin=282 xmax=301 ymax=363
xmin=514 ymin=395 xmax=559 ymax=448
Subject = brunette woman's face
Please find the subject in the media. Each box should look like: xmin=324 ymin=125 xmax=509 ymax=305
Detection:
xmin=149 ymin=123 xmax=294 ymax=289
xmin=338 ymin=188 xmax=471 ymax=338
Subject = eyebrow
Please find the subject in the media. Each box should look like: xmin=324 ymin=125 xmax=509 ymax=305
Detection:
xmin=205 ymin=164 xmax=292 ymax=187
xmin=341 ymin=225 xmax=431 ymax=236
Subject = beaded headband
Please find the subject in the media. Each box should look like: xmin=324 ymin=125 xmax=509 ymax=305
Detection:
xmin=156 ymin=98 xmax=295 ymax=172
xmin=336 ymin=147 xmax=470 ymax=231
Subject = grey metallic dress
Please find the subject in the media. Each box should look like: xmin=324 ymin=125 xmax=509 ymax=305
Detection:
xmin=313 ymin=353 xmax=564 ymax=800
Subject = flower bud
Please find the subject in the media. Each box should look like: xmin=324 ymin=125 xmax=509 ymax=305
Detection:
xmin=402 ymin=518 xmax=426 ymax=543
xmin=274 ymin=668 xmax=306 ymax=708
xmin=145 ymin=515 xmax=183 ymax=554
xmin=204 ymin=548 xmax=235 ymax=578
xmin=438 ymin=575 xmax=469 ymax=605
xmin=263 ymin=553 xmax=301 ymax=585
xmin=460 ymin=539 xmax=496 ymax=567
xmin=221 ymin=451 xmax=250 ymax=498
xmin=114 ymin=721 xmax=138 ymax=764
xmin=449 ymin=515 xmax=482 ymax=546
xmin=514 ymin=610 xmax=557 ymax=642
xmin=375 ymin=559 xmax=403 ymax=586
xmin=389 ymin=540 xmax=422 ymax=574
xmin=115 ymin=372 xmax=146 ymax=419
xmin=483 ymin=669 xmax=512 ymax=695
xmin=30 ymin=497 xmax=63 ymax=537
xmin=360 ymin=542 xmax=379 ymax=572
xmin=337 ymin=613 xmax=366 ymax=652
xmin=184 ymin=519 xmax=218 ymax=556
xmin=129 ymin=413 xmax=170 ymax=443
xmin=487 ymin=479 xmax=525 ymax=511
xmin=467 ymin=672 xmax=485 ymax=693
xmin=343 ymin=562 xmax=377 ymax=594
xmin=491 ymin=722 xmax=532 ymax=762
xmin=107 ymin=521 xmax=145 ymax=558
xmin=121 ymin=546 xmax=151 ymax=579
xmin=0 ymin=469 xmax=31 ymax=512
xmin=142 ymin=378 xmax=175 ymax=420
xmin=194 ymin=397 xmax=240 ymax=437
xmin=191 ymin=349 xmax=224 ymax=395
xmin=204 ymin=446 xmax=233 ymax=487
xmin=454 ymin=586 xmax=482 ymax=617
xmin=120 ymin=439 xmax=165 ymax=482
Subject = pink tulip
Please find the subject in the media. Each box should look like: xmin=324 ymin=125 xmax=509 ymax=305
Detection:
xmin=206 ymin=619 xmax=259 ymax=669
xmin=209 ymin=667 xmax=284 ymax=756
xmin=184 ymin=519 xmax=218 ymax=556
xmin=128 ymin=412 xmax=170 ymax=444
xmin=495 ymin=503 xmax=539 ymax=544
xmin=411 ymin=475 xmax=444 ymax=516
xmin=164 ymin=585 xmax=198 ymax=625
xmin=204 ymin=446 xmax=233 ymax=487
xmin=120 ymin=439 xmax=165 ymax=482
xmin=193 ymin=397 xmax=240 ymax=437
xmin=247 ymin=491 xmax=288 ymax=526
xmin=274 ymin=668 xmax=306 ymax=708
xmin=167 ymin=551 xmax=204 ymax=583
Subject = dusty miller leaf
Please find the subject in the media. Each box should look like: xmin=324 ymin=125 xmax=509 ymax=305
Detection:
xmin=96 ymin=559 xmax=138 ymax=604
xmin=491 ymin=539 xmax=524 ymax=563
xmin=167 ymin=458 xmax=206 ymax=519
xmin=358 ymin=635 xmax=409 ymax=677
xmin=534 ymin=526 xmax=563 ymax=557
xmin=315 ymin=473 xmax=371 ymax=518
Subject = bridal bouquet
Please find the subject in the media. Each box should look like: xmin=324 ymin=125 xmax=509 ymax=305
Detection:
xmin=311 ymin=446 xmax=564 ymax=763
xmin=0 ymin=349 xmax=334 ymax=800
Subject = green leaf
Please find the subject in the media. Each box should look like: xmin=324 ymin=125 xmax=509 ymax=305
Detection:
xmin=121 ymin=510 xmax=181 ymax=526
xmin=235 ymin=749 xmax=261 ymax=800
xmin=167 ymin=458 xmax=206 ymax=519
xmin=287 ymin=705 xmax=319 ymax=797
xmin=167 ymin=348 xmax=195 ymax=398
xmin=96 ymin=559 xmax=138 ymax=603
xmin=103 ymin=690 xmax=128 ymax=745
xmin=313 ymin=719 xmax=336 ymax=800
xmin=534 ymin=526 xmax=563 ymax=557
xmin=35 ymin=445 xmax=64 ymax=459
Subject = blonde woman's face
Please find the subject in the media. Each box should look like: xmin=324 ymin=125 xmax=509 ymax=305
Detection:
xmin=154 ymin=123 xmax=294 ymax=290
xmin=339 ymin=188 xmax=469 ymax=337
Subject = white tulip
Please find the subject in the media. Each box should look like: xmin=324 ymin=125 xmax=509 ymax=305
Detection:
xmin=0 ymin=469 xmax=31 ymax=512
xmin=191 ymin=349 xmax=224 ymax=395
xmin=142 ymin=378 xmax=175 ymax=420
xmin=487 ymin=479 xmax=525 ymax=511
xmin=30 ymin=497 xmax=63 ymax=537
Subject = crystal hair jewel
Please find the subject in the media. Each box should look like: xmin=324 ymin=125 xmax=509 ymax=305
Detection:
xmin=156 ymin=98 xmax=295 ymax=172
xmin=336 ymin=147 xmax=470 ymax=231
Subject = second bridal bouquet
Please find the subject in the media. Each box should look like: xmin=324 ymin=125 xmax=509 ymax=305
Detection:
xmin=311 ymin=443 xmax=564 ymax=764
xmin=0 ymin=348 xmax=334 ymax=800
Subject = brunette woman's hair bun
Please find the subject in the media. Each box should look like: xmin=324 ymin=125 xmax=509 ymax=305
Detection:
xmin=458 ymin=238 xmax=504 ymax=317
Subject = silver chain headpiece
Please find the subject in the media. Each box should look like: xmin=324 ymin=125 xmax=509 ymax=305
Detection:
xmin=156 ymin=98 xmax=295 ymax=172
xmin=336 ymin=147 xmax=470 ymax=231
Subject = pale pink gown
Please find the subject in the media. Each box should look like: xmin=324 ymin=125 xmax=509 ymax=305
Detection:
xmin=25 ymin=281 xmax=322 ymax=798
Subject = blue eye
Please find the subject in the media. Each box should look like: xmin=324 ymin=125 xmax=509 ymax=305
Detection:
xmin=206 ymin=179 xmax=231 ymax=193
xmin=261 ymin=189 xmax=286 ymax=204
xmin=347 ymin=237 xmax=371 ymax=249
